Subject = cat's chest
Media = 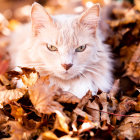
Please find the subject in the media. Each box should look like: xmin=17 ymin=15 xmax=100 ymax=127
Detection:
xmin=49 ymin=76 xmax=97 ymax=98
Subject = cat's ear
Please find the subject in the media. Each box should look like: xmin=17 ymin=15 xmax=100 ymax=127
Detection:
xmin=78 ymin=4 xmax=100 ymax=31
xmin=31 ymin=2 xmax=53 ymax=36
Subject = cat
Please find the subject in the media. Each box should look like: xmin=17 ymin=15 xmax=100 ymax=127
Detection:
xmin=8 ymin=2 xmax=113 ymax=98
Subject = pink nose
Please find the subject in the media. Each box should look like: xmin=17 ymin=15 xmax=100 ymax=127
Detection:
xmin=61 ymin=63 xmax=73 ymax=70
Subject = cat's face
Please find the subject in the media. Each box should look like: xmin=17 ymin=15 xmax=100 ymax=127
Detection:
xmin=31 ymin=3 xmax=100 ymax=80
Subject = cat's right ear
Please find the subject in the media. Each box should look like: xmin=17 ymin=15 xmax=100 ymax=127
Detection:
xmin=31 ymin=2 xmax=53 ymax=36
xmin=78 ymin=4 xmax=100 ymax=33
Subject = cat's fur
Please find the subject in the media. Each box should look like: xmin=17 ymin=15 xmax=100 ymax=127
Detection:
xmin=8 ymin=2 xmax=113 ymax=98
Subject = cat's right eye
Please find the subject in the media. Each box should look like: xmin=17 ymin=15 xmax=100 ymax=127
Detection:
xmin=47 ymin=44 xmax=58 ymax=51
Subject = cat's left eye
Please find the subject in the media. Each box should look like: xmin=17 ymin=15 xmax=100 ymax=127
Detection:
xmin=47 ymin=44 xmax=58 ymax=51
xmin=75 ymin=45 xmax=86 ymax=52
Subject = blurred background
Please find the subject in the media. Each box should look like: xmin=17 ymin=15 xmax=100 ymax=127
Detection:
xmin=0 ymin=0 xmax=136 ymax=23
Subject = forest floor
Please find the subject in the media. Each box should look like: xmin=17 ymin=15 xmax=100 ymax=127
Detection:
xmin=0 ymin=1 xmax=140 ymax=140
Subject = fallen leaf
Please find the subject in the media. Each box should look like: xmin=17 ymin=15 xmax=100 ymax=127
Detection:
xmin=78 ymin=121 xmax=98 ymax=134
xmin=72 ymin=91 xmax=92 ymax=130
xmin=0 ymin=74 xmax=10 ymax=86
xmin=10 ymin=104 xmax=25 ymax=122
xmin=29 ymin=77 xmax=63 ymax=114
xmin=4 ymin=121 xmax=34 ymax=140
xmin=0 ymin=109 xmax=9 ymax=124
xmin=86 ymin=100 xmax=100 ymax=126
xmin=54 ymin=110 xmax=69 ymax=133
xmin=73 ymin=108 xmax=93 ymax=121
xmin=54 ymin=89 xmax=80 ymax=104
xmin=59 ymin=135 xmax=79 ymax=140
xmin=39 ymin=131 xmax=58 ymax=140
xmin=0 ymin=89 xmax=25 ymax=108
xmin=115 ymin=96 xmax=137 ymax=120
xmin=21 ymin=67 xmax=39 ymax=87
xmin=98 ymin=92 xmax=110 ymax=124
xmin=115 ymin=113 xmax=140 ymax=140
xmin=108 ymin=80 xmax=119 ymax=112
xmin=135 ymin=93 xmax=140 ymax=111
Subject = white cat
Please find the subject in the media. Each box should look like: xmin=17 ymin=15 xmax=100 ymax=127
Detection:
xmin=8 ymin=2 xmax=113 ymax=98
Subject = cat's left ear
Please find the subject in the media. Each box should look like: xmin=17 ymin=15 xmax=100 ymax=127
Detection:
xmin=31 ymin=2 xmax=54 ymax=36
xmin=78 ymin=4 xmax=100 ymax=31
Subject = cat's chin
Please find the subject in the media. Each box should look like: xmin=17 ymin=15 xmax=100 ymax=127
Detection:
xmin=53 ymin=73 xmax=80 ymax=81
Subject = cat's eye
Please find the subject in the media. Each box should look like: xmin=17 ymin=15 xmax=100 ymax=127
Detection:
xmin=47 ymin=44 xmax=58 ymax=51
xmin=75 ymin=45 xmax=86 ymax=52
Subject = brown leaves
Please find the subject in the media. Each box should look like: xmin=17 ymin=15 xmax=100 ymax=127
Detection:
xmin=54 ymin=110 xmax=69 ymax=133
xmin=39 ymin=131 xmax=79 ymax=140
xmin=0 ymin=89 xmax=25 ymax=108
xmin=115 ymin=96 xmax=137 ymax=120
xmin=21 ymin=68 xmax=39 ymax=87
xmin=104 ymin=3 xmax=140 ymax=139
xmin=5 ymin=121 xmax=35 ymax=140
xmin=115 ymin=113 xmax=140 ymax=140
xmin=29 ymin=76 xmax=64 ymax=114
xmin=126 ymin=44 xmax=140 ymax=84
xmin=106 ymin=3 xmax=140 ymax=86
xmin=0 ymin=1 xmax=140 ymax=140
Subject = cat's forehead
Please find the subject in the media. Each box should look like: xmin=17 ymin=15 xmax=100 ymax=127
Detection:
xmin=53 ymin=15 xmax=94 ymax=47
xmin=40 ymin=15 xmax=95 ymax=48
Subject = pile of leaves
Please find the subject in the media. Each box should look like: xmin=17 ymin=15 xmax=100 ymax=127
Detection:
xmin=0 ymin=1 xmax=140 ymax=140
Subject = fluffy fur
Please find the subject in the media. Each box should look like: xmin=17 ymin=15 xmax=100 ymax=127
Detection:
xmin=8 ymin=3 xmax=113 ymax=98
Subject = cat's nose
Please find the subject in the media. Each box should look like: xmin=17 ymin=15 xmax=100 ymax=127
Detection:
xmin=61 ymin=63 xmax=73 ymax=70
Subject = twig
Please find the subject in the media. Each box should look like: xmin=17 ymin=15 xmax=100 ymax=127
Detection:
xmin=87 ymin=106 xmax=140 ymax=118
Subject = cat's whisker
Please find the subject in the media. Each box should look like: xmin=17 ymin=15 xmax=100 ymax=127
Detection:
xmin=79 ymin=71 xmax=92 ymax=89
xmin=86 ymin=68 xmax=99 ymax=73
xmin=28 ymin=66 xmax=47 ymax=69
xmin=85 ymin=66 xmax=100 ymax=72
xmin=25 ymin=63 xmax=45 ymax=67
xmin=85 ymin=65 xmax=101 ymax=69
xmin=85 ymin=68 xmax=101 ymax=76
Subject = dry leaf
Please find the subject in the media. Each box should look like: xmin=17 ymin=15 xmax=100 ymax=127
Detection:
xmin=78 ymin=121 xmax=98 ymax=134
xmin=73 ymin=108 xmax=93 ymax=121
xmin=3 ymin=121 xmax=34 ymax=140
xmin=86 ymin=100 xmax=100 ymax=126
xmin=115 ymin=96 xmax=137 ymax=120
xmin=115 ymin=113 xmax=140 ymax=140
xmin=0 ymin=74 xmax=10 ymax=86
xmin=39 ymin=131 xmax=58 ymax=140
xmin=98 ymin=92 xmax=110 ymax=124
xmin=126 ymin=44 xmax=140 ymax=84
xmin=10 ymin=104 xmax=25 ymax=121
xmin=0 ymin=89 xmax=25 ymax=108
xmin=21 ymin=67 xmax=39 ymax=87
xmin=29 ymin=77 xmax=63 ymax=114
xmin=120 ymin=45 xmax=137 ymax=67
xmin=135 ymin=94 xmax=140 ymax=111
xmin=54 ymin=110 xmax=69 ymax=133
xmin=108 ymin=80 xmax=119 ymax=112
xmin=0 ymin=109 xmax=9 ymax=124
xmin=39 ymin=131 xmax=79 ymax=140
xmin=54 ymin=89 xmax=80 ymax=104
xmin=59 ymin=135 xmax=79 ymax=140
xmin=72 ymin=91 xmax=92 ymax=130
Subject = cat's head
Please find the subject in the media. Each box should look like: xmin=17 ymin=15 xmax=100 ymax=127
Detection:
xmin=30 ymin=2 xmax=100 ymax=80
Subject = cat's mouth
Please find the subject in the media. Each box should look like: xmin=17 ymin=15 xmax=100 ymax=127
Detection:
xmin=60 ymin=72 xmax=74 ymax=80
xmin=54 ymin=71 xmax=81 ymax=81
